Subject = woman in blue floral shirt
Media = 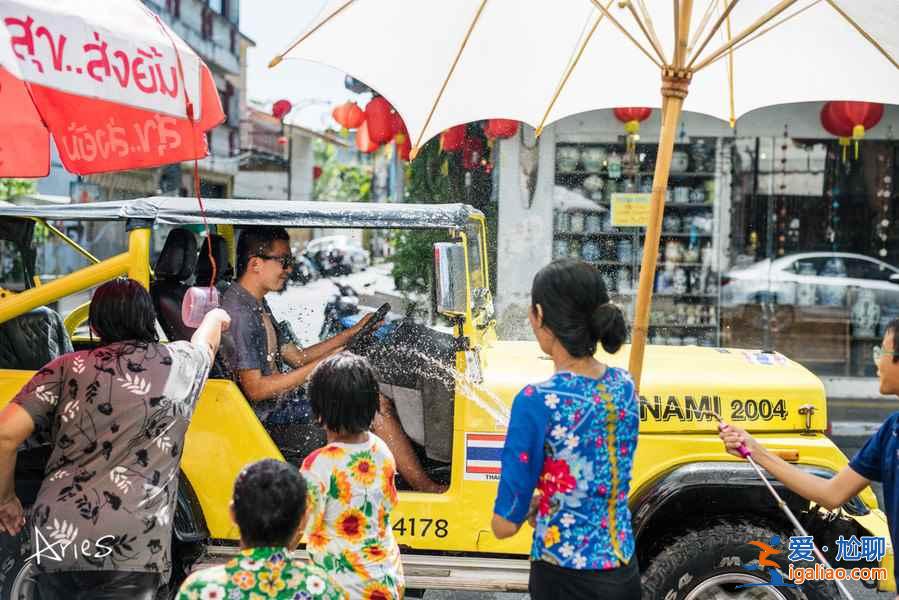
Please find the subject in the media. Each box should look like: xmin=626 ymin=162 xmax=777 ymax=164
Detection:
xmin=492 ymin=259 xmax=641 ymax=599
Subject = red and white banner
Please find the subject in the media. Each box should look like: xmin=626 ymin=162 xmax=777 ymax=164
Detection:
xmin=0 ymin=0 xmax=224 ymax=177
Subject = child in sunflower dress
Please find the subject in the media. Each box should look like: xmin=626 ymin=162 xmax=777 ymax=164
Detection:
xmin=301 ymin=352 xmax=405 ymax=599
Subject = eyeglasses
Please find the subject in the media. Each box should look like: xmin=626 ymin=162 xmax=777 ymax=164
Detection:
xmin=873 ymin=346 xmax=898 ymax=365
xmin=256 ymin=253 xmax=295 ymax=269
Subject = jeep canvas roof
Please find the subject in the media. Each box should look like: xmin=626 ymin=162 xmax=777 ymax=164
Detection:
xmin=0 ymin=197 xmax=484 ymax=230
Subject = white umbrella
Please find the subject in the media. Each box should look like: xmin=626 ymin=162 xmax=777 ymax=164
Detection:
xmin=270 ymin=0 xmax=899 ymax=388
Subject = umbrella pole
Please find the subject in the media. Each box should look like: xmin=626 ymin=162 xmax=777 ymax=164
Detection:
xmin=628 ymin=70 xmax=691 ymax=390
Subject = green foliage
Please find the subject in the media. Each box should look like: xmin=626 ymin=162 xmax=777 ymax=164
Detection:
xmin=312 ymin=140 xmax=373 ymax=202
xmin=0 ymin=179 xmax=35 ymax=200
xmin=390 ymin=139 xmax=450 ymax=294
xmin=391 ymin=132 xmax=497 ymax=294
xmin=390 ymin=228 xmax=444 ymax=294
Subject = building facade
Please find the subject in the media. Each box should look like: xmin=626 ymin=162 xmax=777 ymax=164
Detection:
xmin=36 ymin=0 xmax=250 ymax=203
xmin=495 ymin=103 xmax=899 ymax=383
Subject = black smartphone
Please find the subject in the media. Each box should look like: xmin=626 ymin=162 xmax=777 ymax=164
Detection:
xmin=352 ymin=302 xmax=391 ymax=341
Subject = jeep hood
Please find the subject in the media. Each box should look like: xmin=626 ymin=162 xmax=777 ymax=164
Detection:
xmin=469 ymin=341 xmax=827 ymax=435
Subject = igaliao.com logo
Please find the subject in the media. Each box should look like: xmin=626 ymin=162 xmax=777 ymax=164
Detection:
xmin=736 ymin=534 xmax=888 ymax=588
xmin=738 ymin=536 xmax=797 ymax=589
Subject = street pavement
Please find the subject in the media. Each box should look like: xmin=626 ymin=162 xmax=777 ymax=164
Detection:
xmin=270 ymin=268 xmax=889 ymax=599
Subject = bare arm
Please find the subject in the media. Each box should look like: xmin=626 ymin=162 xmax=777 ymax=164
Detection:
xmin=281 ymin=333 xmax=346 ymax=368
xmin=190 ymin=308 xmax=231 ymax=363
xmin=492 ymin=493 xmax=540 ymax=539
xmin=0 ymin=403 xmax=34 ymax=535
xmin=720 ymin=424 xmax=870 ymax=510
xmin=281 ymin=312 xmax=376 ymax=369
xmin=237 ymin=359 xmax=323 ymax=403
xmin=491 ymin=514 xmax=522 ymax=539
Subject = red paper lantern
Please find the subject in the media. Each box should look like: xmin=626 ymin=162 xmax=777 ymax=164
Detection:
xmin=313 ymin=165 xmax=323 ymax=180
xmin=355 ymin=121 xmax=379 ymax=153
xmin=820 ymin=101 xmax=884 ymax=160
xmin=391 ymin=111 xmax=408 ymax=143
xmin=613 ymin=107 xmax=652 ymax=158
xmin=462 ymin=135 xmax=484 ymax=171
xmin=272 ymin=99 xmax=293 ymax=121
xmin=440 ymin=125 xmax=466 ymax=152
xmin=397 ymin=136 xmax=411 ymax=162
xmin=613 ymin=107 xmax=653 ymax=129
xmin=332 ymin=101 xmax=365 ymax=129
xmin=483 ymin=119 xmax=519 ymax=140
xmin=365 ymin=96 xmax=395 ymax=144
xmin=277 ymin=136 xmax=288 ymax=146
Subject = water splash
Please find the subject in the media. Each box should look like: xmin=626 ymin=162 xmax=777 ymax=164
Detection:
xmin=395 ymin=347 xmax=511 ymax=427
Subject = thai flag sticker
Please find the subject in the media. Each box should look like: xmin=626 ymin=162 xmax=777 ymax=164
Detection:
xmin=464 ymin=433 xmax=505 ymax=481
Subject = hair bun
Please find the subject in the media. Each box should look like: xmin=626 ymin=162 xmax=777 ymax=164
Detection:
xmin=590 ymin=303 xmax=627 ymax=354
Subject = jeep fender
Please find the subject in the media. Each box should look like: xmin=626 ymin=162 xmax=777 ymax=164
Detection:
xmin=630 ymin=462 xmax=869 ymax=564
xmin=174 ymin=473 xmax=209 ymax=544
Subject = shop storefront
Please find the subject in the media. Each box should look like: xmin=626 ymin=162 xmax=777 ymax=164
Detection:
xmin=494 ymin=103 xmax=899 ymax=381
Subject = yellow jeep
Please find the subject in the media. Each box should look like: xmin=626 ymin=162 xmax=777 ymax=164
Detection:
xmin=0 ymin=197 xmax=893 ymax=598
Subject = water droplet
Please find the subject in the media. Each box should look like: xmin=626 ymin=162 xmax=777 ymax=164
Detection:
xmin=882 ymin=219 xmax=890 ymax=227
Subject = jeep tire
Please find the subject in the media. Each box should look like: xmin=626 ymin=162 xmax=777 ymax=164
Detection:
xmin=0 ymin=527 xmax=37 ymax=600
xmin=640 ymin=520 xmax=840 ymax=600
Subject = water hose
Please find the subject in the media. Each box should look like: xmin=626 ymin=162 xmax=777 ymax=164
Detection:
xmin=678 ymin=404 xmax=855 ymax=600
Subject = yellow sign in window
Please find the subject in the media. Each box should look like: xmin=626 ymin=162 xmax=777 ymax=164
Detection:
xmin=610 ymin=193 xmax=652 ymax=227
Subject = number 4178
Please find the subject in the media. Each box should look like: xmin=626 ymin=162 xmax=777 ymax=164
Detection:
xmin=392 ymin=517 xmax=448 ymax=538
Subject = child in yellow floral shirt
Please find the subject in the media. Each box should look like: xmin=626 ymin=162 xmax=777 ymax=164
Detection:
xmin=301 ymin=352 xmax=404 ymax=600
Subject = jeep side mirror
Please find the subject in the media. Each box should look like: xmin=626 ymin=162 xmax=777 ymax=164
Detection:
xmin=434 ymin=242 xmax=467 ymax=316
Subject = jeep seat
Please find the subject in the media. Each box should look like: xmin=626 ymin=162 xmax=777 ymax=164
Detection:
xmin=195 ymin=234 xmax=233 ymax=293
xmin=151 ymin=228 xmax=197 ymax=342
xmin=0 ymin=306 xmax=73 ymax=370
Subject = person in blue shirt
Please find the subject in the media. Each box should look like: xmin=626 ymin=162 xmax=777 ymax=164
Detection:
xmin=492 ymin=259 xmax=641 ymax=600
xmin=720 ymin=318 xmax=899 ymax=593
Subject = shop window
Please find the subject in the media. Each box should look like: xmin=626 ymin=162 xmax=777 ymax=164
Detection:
xmin=726 ymin=135 xmax=899 ymax=377
xmin=229 ymin=130 xmax=239 ymax=157
xmin=201 ymin=8 xmax=213 ymax=40
xmin=220 ymin=83 xmax=233 ymax=125
xmin=0 ymin=240 xmax=28 ymax=292
xmin=166 ymin=0 xmax=180 ymax=19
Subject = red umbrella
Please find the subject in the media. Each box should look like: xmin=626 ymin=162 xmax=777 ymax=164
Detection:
xmin=0 ymin=0 xmax=225 ymax=177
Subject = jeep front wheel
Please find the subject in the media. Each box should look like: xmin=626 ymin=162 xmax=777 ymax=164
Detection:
xmin=0 ymin=529 xmax=37 ymax=600
xmin=640 ymin=520 xmax=840 ymax=600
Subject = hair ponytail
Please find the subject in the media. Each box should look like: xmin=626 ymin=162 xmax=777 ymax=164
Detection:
xmin=590 ymin=302 xmax=627 ymax=354
xmin=532 ymin=258 xmax=628 ymax=358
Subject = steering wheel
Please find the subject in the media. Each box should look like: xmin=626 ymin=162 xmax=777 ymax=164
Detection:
xmin=346 ymin=303 xmax=390 ymax=353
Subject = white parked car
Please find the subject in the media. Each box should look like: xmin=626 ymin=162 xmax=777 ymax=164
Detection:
xmin=722 ymin=252 xmax=899 ymax=308
xmin=305 ymin=235 xmax=371 ymax=272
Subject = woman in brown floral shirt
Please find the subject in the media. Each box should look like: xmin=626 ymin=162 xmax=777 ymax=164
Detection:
xmin=0 ymin=278 xmax=230 ymax=600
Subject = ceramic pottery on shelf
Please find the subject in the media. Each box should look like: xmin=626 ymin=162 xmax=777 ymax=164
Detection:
xmin=851 ymin=289 xmax=881 ymax=338
xmin=557 ymin=147 xmax=580 ymax=173
xmin=581 ymin=147 xmax=608 ymax=172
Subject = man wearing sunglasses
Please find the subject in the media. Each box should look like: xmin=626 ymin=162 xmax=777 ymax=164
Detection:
xmin=219 ymin=227 xmax=370 ymax=457
xmin=720 ymin=318 xmax=899 ymax=595
xmin=220 ymin=227 xmax=445 ymax=492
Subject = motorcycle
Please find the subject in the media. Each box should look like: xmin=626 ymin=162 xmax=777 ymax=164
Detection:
xmin=306 ymin=247 xmax=352 ymax=278
xmin=319 ymin=282 xmax=362 ymax=340
xmin=319 ymin=282 xmax=397 ymax=342
xmin=289 ymin=255 xmax=320 ymax=286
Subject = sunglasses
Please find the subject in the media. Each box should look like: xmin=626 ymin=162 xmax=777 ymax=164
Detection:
xmin=873 ymin=345 xmax=898 ymax=365
xmin=256 ymin=253 xmax=295 ymax=269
